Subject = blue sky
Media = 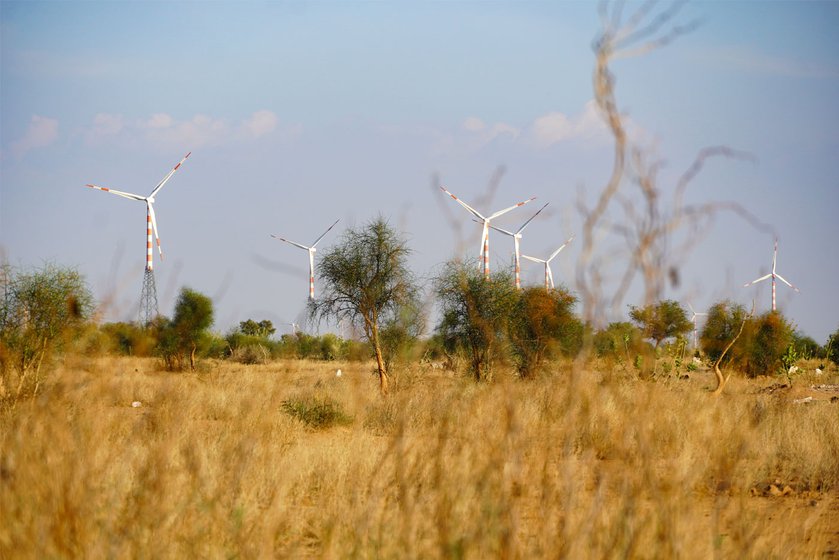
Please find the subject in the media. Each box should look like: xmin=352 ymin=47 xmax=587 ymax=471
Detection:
xmin=2 ymin=1 xmax=838 ymax=343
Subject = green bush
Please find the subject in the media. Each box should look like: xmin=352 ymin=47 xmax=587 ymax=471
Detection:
xmin=746 ymin=311 xmax=794 ymax=377
xmin=282 ymin=394 xmax=353 ymax=429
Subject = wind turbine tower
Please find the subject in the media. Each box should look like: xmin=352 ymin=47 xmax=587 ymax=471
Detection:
xmin=743 ymin=238 xmax=799 ymax=311
xmin=488 ymin=202 xmax=549 ymax=289
xmin=687 ymin=302 xmax=707 ymax=350
xmin=272 ymin=219 xmax=340 ymax=300
xmin=86 ymin=152 xmax=190 ymax=325
xmin=439 ymin=186 xmax=536 ymax=279
xmin=522 ymin=236 xmax=574 ymax=291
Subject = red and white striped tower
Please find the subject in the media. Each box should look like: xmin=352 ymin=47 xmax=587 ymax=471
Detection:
xmin=439 ymin=186 xmax=535 ymax=281
xmin=85 ymin=152 xmax=190 ymax=324
xmin=487 ymin=202 xmax=549 ymax=290
xmin=744 ymin=238 xmax=799 ymax=312
xmin=522 ymin=236 xmax=574 ymax=293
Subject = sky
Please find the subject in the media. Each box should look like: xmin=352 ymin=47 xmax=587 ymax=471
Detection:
xmin=2 ymin=1 xmax=838 ymax=343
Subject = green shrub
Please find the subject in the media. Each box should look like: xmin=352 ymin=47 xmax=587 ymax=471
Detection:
xmin=282 ymin=394 xmax=353 ymax=429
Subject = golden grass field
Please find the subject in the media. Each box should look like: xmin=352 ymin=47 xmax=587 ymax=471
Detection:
xmin=2 ymin=356 xmax=838 ymax=558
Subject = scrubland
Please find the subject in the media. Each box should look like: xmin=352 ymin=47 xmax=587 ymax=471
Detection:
xmin=2 ymin=356 xmax=838 ymax=558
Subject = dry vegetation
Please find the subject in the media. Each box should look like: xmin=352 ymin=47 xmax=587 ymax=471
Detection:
xmin=2 ymin=356 xmax=838 ymax=558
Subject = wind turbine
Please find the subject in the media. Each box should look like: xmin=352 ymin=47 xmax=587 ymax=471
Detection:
xmin=272 ymin=219 xmax=340 ymax=300
xmin=743 ymin=238 xmax=799 ymax=311
xmin=439 ymin=186 xmax=536 ymax=279
xmin=86 ymin=152 xmax=191 ymax=324
xmin=487 ymin=202 xmax=550 ymax=289
xmin=522 ymin=236 xmax=574 ymax=291
xmin=687 ymin=302 xmax=707 ymax=350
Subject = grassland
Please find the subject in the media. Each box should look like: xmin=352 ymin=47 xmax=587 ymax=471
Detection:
xmin=2 ymin=356 xmax=838 ymax=558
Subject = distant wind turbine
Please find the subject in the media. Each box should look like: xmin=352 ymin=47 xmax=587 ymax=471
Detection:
xmin=272 ymin=219 xmax=340 ymax=300
xmin=86 ymin=152 xmax=191 ymax=324
xmin=522 ymin=236 xmax=574 ymax=291
xmin=687 ymin=302 xmax=708 ymax=349
xmin=522 ymin=235 xmax=574 ymax=291
xmin=439 ymin=186 xmax=536 ymax=279
xmin=743 ymin=238 xmax=799 ymax=311
xmin=487 ymin=202 xmax=549 ymax=289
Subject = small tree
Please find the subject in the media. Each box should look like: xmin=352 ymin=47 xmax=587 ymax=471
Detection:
xmin=435 ymin=260 xmax=518 ymax=381
xmin=747 ymin=311 xmax=794 ymax=377
xmin=238 ymin=319 xmax=276 ymax=338
xmin=509 ymin=286 xmax=580 ymax=378
xmin=0 ymin=263 xmax=94 ymax=398
xmin=158 ymin=287 xmax=214 ymax=371
xmin=827 ymin=328 xmax=839 ymax=366
xmin=700 ymin=300 xmax=750 ymax=367
xmin=309 ymin=217 xmax=417 ymax=395
xmin=629 ymin=300 xmax=692 ymax=350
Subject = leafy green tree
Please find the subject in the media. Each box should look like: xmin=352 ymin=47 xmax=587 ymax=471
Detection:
xmin=157 ymin=287 xmax=214 ymax=371
xmin=0 ymin=263 xmax=94 ymax=398
xmin=747 ymin=311 xmax=794 ymax=377
xmin=827 ymin=328 xmax=839 ymax=366
xmin=629 ymin=300 xmax=692 ymax=349
xmin=435 ymin=260 xmax=518 ymax=381
xmin=593 ymin=321 xmax=644 ymax=362
xmin=790 ymin=331 xmax=823 ymax=360
xmin=508 ymin=286 xmax=580 ymax=378
xmin=309 ymin=217 xmax=417 ymax=395
xmin=238 ymin=319 xmax=276 ymax=338
xmin=700 ymin=300 xmax=750 ymax=367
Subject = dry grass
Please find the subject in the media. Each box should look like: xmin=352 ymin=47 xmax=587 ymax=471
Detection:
xmin=2 ymin=356 xmax=838 ymax=558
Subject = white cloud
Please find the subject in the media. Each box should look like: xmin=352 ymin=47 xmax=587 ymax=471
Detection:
xmin=526 ymin=100 xmax=607 ymax=148
xmin=11 ymin=115 xmax=59 ymax=158
xmin=462 ymin=116 xmax=486 ymax=132
xmin=240 ymin=110 xmax=278 ymax=138
xmin=81 ymin=110 xmax=287 ymax=151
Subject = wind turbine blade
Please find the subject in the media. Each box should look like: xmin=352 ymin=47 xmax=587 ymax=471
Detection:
xmin=439 ymin=186 xmax=486 ymax=220
xmin=687 ymin=302 xmax=696 ymax=314
xmin=515 ymin=202 xmax=549 ymax=234
xmin=547 ymin=266 xmax=555 ymax=289
xmin=148 ymin=203 xmax=163 ymax=260
xmin=487 ymin=223 xmax=516 ymax=237
xmin=86 ymin=184 xmax=146 ymax=201
xmin=521 ymin=255 xmax=544 ymax=264
xmin=312 ymin=218 xmax=340 ymax=247
xmin=150 ymin=152 xmax=191 ymax=198
xmin=548 ymin=237 xmax=573 ymax=261
xmin=774 ymin=274 xmax=800 ymax=292
xmin=772 ymin=238 xmax=778 ymax=273
xmin=743 ymin=273 xmax=772 ymax=287
xmin=488 ymin=196 xmax=536 ymax=220
xmin=271 ymin=235 xmax=310 ymax=251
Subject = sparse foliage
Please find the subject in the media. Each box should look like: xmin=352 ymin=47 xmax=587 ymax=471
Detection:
xmin=700 ymin=300 xmax=750 ymax=367
xmin=629 ymin=300 xmax=692 ymax=349
xmin=435 ymin=260 xmax=518 ymax=381
xmin=0 ymin=263 xmax=94 ymax=399
xmin=238 ymin=319 xmax=276 ymax=338
xmin=309 ymin=216 xmax=417 ymax=395
xmin=508 ymin=286 xmax=581 ymax=378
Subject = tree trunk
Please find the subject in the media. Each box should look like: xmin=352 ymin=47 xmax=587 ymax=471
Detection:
xmin=190 ymin=343 xmax=196 ymax=371
xmin=712 ymin=305 xmax=751 ymax=396
xmin=370 ymin=323 xmax=389 ymax=396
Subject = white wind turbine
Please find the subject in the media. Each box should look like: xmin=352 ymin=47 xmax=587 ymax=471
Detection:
xmin=487 ymin=202 xmax=550 ymax=290
xmin=272 ymin=219 xmax=340 ymax=300
xmin=687 ymin=302 xmax=707 ymax=350
xmin=86 ymin=152 xmax=190 ymax=324
xmin=439 ymin=186 xmax=536 ymax=279
xmin=743 ymin=238 xmax=799 ymax=311
xmin=522 ymin=236 xmax=574 ymax=291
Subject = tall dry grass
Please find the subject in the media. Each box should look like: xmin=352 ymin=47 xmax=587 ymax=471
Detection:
xmin=2 ymin=356 xmax=838 ymax=558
